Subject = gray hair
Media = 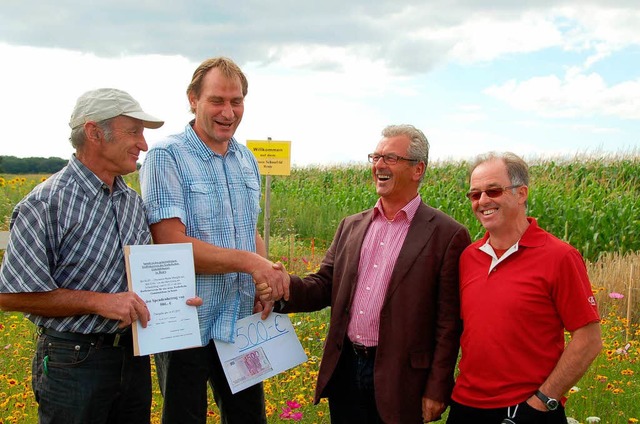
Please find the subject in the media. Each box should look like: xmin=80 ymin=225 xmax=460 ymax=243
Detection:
xmin=69 ymin=118 xmax=115 ymax=150
xmin=381 ymin=124 xmax=430 ymax=182
xmin=469 ymin=151 xmax=529 ymax=187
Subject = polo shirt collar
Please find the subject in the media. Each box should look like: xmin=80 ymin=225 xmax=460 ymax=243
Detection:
xmin=517 ymin=217 xmax=547 ymax=248
xmin=477 ymin=217 xmax=547 ymax=250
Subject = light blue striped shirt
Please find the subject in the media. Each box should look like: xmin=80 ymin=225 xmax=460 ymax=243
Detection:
xmin=140 ymin=122 xmax=261 ymax=344
xmin=0 ymin=155 xmax=151 ymax=334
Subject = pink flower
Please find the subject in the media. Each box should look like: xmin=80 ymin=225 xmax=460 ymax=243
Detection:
xmin=279 ymin=407 xmax=291 ymax=419
xmin=280 ymin=401 xmax=304 ymax=421
xmin=609 ymin=292 xmax=624 ymax=299
xmin=286 ymin=400 xmax=301 ymax=409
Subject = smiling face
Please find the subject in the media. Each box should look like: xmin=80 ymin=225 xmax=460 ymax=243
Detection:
xmin=189 ymin=67 xmax=244 ymax=154
xmin=371 ymin=134 xmax=424 ymax=210
xmin=469 ymin=158 xmax=527 ymax=236
xmin=99 ymin=115 xmax=148 ymax=177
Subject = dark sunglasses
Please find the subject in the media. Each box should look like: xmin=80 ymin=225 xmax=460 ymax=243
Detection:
xmin=465 ymin=185 xmax=522 ymax=202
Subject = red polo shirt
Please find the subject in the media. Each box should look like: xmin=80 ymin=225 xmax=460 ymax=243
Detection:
xmin=452 ymin=218 xmax=600 ymax=408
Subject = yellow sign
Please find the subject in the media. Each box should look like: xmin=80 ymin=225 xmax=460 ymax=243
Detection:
xmin=246 ymin=140 xmax=291 ymax=176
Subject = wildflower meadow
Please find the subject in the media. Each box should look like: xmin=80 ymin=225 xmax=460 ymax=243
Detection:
xmin=1 ymin=154 xmax=639 ymax=423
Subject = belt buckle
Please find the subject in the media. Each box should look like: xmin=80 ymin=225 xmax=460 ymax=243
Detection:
xmin=113 ymin=333 xmax=121 ymax=347
xmin=352 ymin=342 xmax=367 ymax=356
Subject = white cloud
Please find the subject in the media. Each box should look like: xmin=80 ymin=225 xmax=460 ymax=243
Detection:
xmin=484 ymin=70 xmax=640 ymax=120
xmin=1 ymin=1 xmax=639 ymax=166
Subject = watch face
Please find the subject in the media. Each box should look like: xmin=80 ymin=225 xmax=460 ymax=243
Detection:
xmin=547 ymin=399 xmax=559 ymax=410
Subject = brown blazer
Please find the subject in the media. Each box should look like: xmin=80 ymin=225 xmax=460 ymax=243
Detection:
xmin=281 ymin=202 xmax=471 ymax=423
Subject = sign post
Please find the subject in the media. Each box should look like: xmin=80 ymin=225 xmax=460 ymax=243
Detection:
xmin=246 ymin=139 xmax=291 ymax=257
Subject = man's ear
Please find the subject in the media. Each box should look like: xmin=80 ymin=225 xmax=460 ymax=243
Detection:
xmin=414 ymin=161 xmax=426 ymax=182
xmin=188 ymin=91 xmax=198 ymax=112
xmin=518 ymin=185 xmax=529 ymax=205
xmin=84 ymin=121 xmax=102 ymax=143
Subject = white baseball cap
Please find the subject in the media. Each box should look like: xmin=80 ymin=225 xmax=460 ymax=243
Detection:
xmin=69 ymin=88 xmax=164 ymax=129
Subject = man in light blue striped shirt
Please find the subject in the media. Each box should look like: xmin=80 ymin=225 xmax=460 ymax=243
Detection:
xmin=140 ymin=57 xmax=287 ymax=424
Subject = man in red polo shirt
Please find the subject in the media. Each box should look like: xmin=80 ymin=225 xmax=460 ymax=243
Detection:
xmin=447 ymin=152 xmax=602 ymax=423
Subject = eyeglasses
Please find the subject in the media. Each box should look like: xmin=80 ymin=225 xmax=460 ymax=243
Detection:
xmin=367 ymin=153 xmax=419 ymax=165
xmin=465 ymin=185 xmax=522 ymax=201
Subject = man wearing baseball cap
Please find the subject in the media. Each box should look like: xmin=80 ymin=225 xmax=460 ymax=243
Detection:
xmin=0 ymin=88 xmax=199 ymax=424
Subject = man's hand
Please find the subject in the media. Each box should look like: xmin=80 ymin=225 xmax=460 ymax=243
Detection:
xmin=253 ymin=298 xmax=275 ymax=320
xmin=252 ymin=260 xmax=290 ymax=301
xmin=422 ymin=397 xmax=445 ymax=422
xmin=97 ymin=292 xmax=151 ymax=329
xmin=186 ymin=297 xmax=203 ymax=307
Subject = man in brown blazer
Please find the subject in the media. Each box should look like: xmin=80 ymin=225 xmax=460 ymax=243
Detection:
xmin=265 ymin=124 xmax=470 ymax=423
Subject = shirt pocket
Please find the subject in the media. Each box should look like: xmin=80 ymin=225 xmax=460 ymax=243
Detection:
xmin=242 ymin=173 xmax=261 ymax=215
xmin=187 ymin=182 xmax=221 ymax=231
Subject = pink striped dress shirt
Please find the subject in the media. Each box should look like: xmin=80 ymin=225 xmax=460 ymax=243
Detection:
xmin=347 ymin=195 xmax=421 ymax=347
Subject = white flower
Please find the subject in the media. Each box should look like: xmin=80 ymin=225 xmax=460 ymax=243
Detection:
xmin=566 ymin=418 xmax=580 ymax=424
xmin=586 ymin=417 xmax=601 ymax=423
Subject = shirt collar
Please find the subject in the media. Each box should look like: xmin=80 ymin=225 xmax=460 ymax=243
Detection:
xmin=517 ymin=217 xmax=546 ymax=247
xmin=69 ymin=154 xmax=126 ymax=198
xmin=477 ymin=217 xmax=547 ymax=250
xmin=372 ymin=194 xmax=421 ymax=222
xmin=185 ymin=120 xmax=239 ymax=161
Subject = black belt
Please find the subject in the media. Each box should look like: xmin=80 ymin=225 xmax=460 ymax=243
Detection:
xmin=347 ymin=339 xmax=377 ymax=358
xmin=40 ymin=327 xmax=132 ymax=348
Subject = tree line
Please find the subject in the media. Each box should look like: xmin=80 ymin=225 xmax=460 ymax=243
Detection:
xmin=0 ymin=156 xmax=68 ymax=174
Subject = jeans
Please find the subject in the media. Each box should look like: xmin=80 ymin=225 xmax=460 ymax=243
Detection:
xmin=32 ymin=331 xmax=151 ymax=424
xmin=155 ymin=340 xmax=267 ymax=424
xmin=327 ymin=342 xmax=383 ymax=424
xmin=447 ymin=400 xmax=568 ymax=424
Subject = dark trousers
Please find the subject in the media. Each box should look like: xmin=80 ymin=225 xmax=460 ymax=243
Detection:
xmin=447 ymin=400 xmax=568 ymax=424
xmin=155 ymin=340 xmax=267 ymax=424
xmin=32 ymin=331 xmax=151 ymax=424
xmin=327 ymin=340 xmax=383 ymax=424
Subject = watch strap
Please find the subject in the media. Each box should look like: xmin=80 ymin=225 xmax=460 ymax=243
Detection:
xmin=535 ymin=390 xmax=559 ymax=410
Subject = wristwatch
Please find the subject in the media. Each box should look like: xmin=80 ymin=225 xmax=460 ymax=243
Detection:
xmin=535 ymin=390 xmax=559 ymax=411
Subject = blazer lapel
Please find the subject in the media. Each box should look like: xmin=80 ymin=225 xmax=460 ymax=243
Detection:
xmin=343 ymin=209 xmax=374 ymax=303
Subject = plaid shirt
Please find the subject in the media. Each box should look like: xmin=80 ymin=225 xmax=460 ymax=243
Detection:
xmin=0 ymin=155 xmax=151 ymax=333
xmin=140 ymin=122 xmax=261 ymax=344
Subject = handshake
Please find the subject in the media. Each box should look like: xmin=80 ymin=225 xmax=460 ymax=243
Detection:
xmin=252 ymin=259 xmax=291 ymax=303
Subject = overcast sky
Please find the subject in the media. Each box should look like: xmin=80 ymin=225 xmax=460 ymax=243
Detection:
xmin=1 ymin=0 xmax=639 ymax=166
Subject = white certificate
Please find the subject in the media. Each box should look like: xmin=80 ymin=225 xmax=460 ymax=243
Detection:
xmin=124 ymin=243 xmax=202 ymax=356
xmin=214 ymin=312 xmax=308 ymax=393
